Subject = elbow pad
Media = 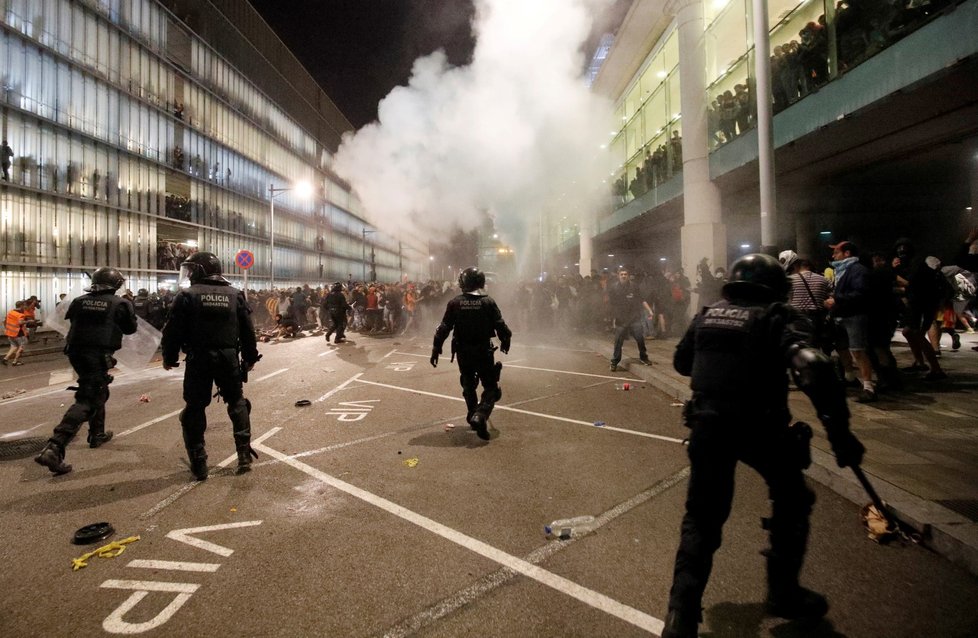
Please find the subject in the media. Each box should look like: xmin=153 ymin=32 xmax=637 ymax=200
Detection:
xmin=789 ymin=344 xmax=850 ymax=431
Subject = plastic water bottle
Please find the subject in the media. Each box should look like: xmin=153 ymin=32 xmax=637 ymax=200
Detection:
xmin=545 ymin=515 xmax=596 ymax=540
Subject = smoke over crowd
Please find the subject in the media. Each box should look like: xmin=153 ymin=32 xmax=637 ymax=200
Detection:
xmin=333 ymin=0 xmax=615 ymax=256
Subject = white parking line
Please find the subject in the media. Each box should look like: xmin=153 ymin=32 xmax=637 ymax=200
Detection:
xmin=315 ymin=373 xmax=362 ymax=403
xmin=117 ymin=368 xmax=293 ymax=439
xmin=138 ymin=428 xmax=282 ymax=520
xmin=391 ymin=351 xmax=635 ymax=382
xmin=379 ymin=466 xmax=690 ymax=637
xmin=127 ymin=559 xmax=221 ymax=572
xmin=116 ymin=409 xmax=183 ymax=438
xmin=253 ymin=368 xmax=289 ymax=383
xmin=355 ymin=378 xmax=685 ymax=444
xmin=252 ymin=431 xmax=665 ymax=636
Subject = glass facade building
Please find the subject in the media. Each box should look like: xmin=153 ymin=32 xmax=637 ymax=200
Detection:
xmin=572 ymin=0 xmax=978 ymax=276
xmin=0 ymin=0 xmax=425 ymax=312
xmin=607 ymin=0 xmax=966 ymax=213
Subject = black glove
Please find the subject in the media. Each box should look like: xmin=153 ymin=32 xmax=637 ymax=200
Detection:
xmin=500 ymin=339 xmax=510 ymax=355
xmin=828 ymin=430 xmax=865 ymax=468
xmin=430 ymin=348 xmax=440 ymax=368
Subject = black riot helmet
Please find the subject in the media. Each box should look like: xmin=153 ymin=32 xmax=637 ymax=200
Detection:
xmin=722 ymin=253 xmax=789 ymax=302
xmin=458 ymin=267 xmax=486 ymax=292
xmin=85 ymin=267 xmax=125 ymax=293
xmin=179 ymin=252 xmax=227 ymax=285
xmin=331 ymin=282 xmax=343 ymax=293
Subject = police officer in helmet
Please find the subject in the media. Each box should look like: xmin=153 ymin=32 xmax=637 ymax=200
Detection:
xmin=322 ymin=282 xmax=350 ymax=344
xmin=35 ymin=267 xmax=137 ymax=475
xmin=431 ymin=267 xmax=512 ymax=441
xmin=662 ymin=254 xmax=865 ymax=638
xmin=161 ymin=252 xmax=260 ymax=480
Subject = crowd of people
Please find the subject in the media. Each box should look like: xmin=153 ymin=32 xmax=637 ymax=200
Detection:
xmin=777 ymin=230 xmax=978 ymax=403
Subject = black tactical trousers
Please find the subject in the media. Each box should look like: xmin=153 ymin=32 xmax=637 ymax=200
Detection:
xmin=456 ymin=343 xmax=500 ymax=423
xmin=180 ymin=348 xmax=251 ymax=452
xmin=611 ymin=320 xmax=647 ymax=365
xmin=328 ymin=310 xmax=347 ymax=340
xmin=668 ymin=415 xmax=814 ymax=615
xmin=51 ymin=349 xmax=115 ymax=447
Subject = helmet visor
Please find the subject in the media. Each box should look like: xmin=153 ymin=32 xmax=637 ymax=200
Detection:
xmin=178 ymin=263 xmax=196 ymax=288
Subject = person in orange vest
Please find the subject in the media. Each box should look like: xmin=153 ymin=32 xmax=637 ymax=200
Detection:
xmin=4 ymin=300 xmax=28 ymax=366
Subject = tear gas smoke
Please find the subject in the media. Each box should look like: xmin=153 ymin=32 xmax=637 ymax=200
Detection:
xmin=333 ymin=0 xmax=615 ymax=267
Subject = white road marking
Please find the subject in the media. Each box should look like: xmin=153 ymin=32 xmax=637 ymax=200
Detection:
xmin=48 ymin=369 xmax=75 ymax=386
xmin=117 ymin=370 xmax=296 ymax=439
xmin=933 ymin=409 xmax=968 ymax=419
xmin=127 ymin=559 xmax=221 ymax=572
xmin=253 ymin=435 xmax=665 ymax=636
xmin=166 ymin=521 xmax=263 ymax=557
xmin=392 ymin=351 xmax=635 ymax=381
xmin=505 ymin=363 xmax=639 ymax=381
xmin=0 ymin=423 xmax=50 ymax=440
xmin=138 ymin=429 xmax=280 ymax=520
xmin=253 ymin=367 xmax=289 ymax=383
xmin=511 ymin=343 xmax=595 ymax=353
xmin=315 ymin=373 xmax=362 ymax=402
xmin=318 ymin=349 xmax=338 ymax=357
xmin=355 ymin=378 xmax=685 ymax=444
xmin=117 ymin=410 xmax=183 ymax=438
xmin=379 ymin=466 xmax=690 ymax=638
xmin=101 ymin=580 xmax=199 ymax=593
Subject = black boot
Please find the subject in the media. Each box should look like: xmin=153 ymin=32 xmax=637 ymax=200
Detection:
xmin=766 ymin=586 xmax=828 ymax=619
xmin=187 ymin=447 xmax=208 ymax=481
xmin=469 ymin=413 xmax=490 ymax=441
xmin=88 ymin=431 xmax=114 ymax=448
xmin=35 ymin=442 xmax=72 ymax=475
xmin=325 ymin=329 xmax=333 ymax=342
xmin=661 ymin=608 xmax=699 ymax=638
xmin=236 ymin=445 xmax=258 ymax=474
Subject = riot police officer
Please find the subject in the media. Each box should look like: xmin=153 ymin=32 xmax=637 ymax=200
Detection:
xmin=322 ymin=282 xmax=350 ymax=343
xmin=430 ymin=267 xmax=512 ymax=441
xmin=161 ymin=252 xmax=260 ymax=480
xmin=133 ymin=288 xmax=150 ymax=323
xmin=35 ymin=267 xmax=137 ymax=475
xmin=662 ymin=254 xmax=865 ymax=638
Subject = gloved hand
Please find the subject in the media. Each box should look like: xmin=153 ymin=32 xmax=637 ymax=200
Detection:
xmin=829 ymin=430 xmax=865 ymax=468
xmin=500 ymin=339 xmax=510 ymax=355
xmin=430 ymin=348 xmax=440 ymax=368
xmin=243 ymin=360 xmax=256 ymax=373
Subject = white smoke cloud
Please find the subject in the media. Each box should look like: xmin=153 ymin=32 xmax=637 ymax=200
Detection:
xmin=333 ymin=0 xmax=614 ymax=254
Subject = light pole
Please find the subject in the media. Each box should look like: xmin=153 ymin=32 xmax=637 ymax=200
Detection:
xmin=268 ymin=181 xmax=312 ymax=290
xmin=362 ymin=228 xmax=376 ymax=282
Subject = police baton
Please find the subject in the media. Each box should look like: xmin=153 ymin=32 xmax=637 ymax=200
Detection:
xmin=851 ymin=465 xmax=921 ymax=542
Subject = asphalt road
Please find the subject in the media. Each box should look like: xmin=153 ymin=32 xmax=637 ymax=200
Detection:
xmin=1 ymin=331 xmax=977 ymax=637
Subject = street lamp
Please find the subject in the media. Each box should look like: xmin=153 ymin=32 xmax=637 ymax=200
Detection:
xmin=268 ymin=180 xmax=312 ymax=290
xmin=362 ymin=228 xmax=376 ymax=282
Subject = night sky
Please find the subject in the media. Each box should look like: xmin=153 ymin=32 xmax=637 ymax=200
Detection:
xmin=249 ymin=0 xmax=477 ymax=130
xmin=248 ymin=0 xmax=630 ymax=131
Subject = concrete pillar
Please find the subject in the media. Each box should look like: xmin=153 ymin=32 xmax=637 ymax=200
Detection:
xmin=579 ymin=210 xmax=594 ymax=277
xmin=753 ymin=0 xmax=777 ymax=254
xmin=667 ymin=0 xmax=726 ymax=305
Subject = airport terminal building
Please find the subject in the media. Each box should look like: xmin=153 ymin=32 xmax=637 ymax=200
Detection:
xmin=0 ymin=0 xmax=426 ymax=309
xmin=558 ymin=0 xmax=978 ymax=282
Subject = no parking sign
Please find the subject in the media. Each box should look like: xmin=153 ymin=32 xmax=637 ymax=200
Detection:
xmin=235 ymin=250 xmax=255 ymax=270
xmin=235 ymin=249 xmax=255 ymax=299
